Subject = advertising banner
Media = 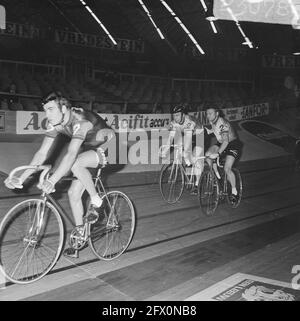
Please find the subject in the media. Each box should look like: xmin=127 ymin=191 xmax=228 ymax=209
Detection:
xmin=54 ymin=30 xmax=145 ymax=53
xmin=16 ymin=103 xmax=270 ymax=135
xmin=185 ymin=273 xmax=300 ymax=301
xmin=16 ymin=112 xmax=171 ymax=134
xmin=262 ymin=55 xmax=300 ymax=68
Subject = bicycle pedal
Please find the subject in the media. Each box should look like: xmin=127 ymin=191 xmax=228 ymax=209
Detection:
xmin=84 ymin=212 xmax=99 ymax=224
xmin=63 ymin=248 xmax=79 ymax=259
xmin=70 ymin=239 xmax=86 ymax=250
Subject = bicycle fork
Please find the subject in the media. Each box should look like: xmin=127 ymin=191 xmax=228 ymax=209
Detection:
xmin=24 ymin=197 xmax=47 ymax=246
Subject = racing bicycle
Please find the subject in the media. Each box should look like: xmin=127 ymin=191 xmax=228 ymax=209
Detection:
xmin=159 ymin=144 xmax=204 ymax=204
xmin=0 ymin=164 xmax=136 ymax=284
xmin=198 ymin=156 xmax=243 ymax=216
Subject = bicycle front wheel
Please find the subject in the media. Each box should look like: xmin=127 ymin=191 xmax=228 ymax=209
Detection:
xmin=159 ymin=162 xmax=185 ymax=204
xmin=198 ymin=169 xmax=220 ymax=216
xmin=0 ymin=199 xmax=64 ymax=284
xmin=89 ymin=191 xmax=135 ymax=261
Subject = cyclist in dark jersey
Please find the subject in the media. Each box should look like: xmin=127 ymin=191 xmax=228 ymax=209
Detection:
xmin=5 ymin=92 xmax=115 ymax=258
xmin=205 ymin=107 xmax=242 ymax=203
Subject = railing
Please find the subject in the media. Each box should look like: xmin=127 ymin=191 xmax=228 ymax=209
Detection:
xmin=0 ymin=59 xmax=66 ymax=77
xmin=0 ymin=91 xmax=280 ymax=114
xmin=93 ymin=69 xmax=254 ymax=89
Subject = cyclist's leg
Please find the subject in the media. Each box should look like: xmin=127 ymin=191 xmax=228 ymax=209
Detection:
xmin=206 ymin=144 xmax=220 ymax=179
xmin=190 ymin=146 xmax=203 ymax=195
xmin=205 ymin=145 xmax=219 ymax=167
xmin=71 ymin=150 xmax=102 ymax=207
xmin=183 ymin=130 xmax=193 ymax=166
xmin=224 ymin=155 xmax=237 ymax=194
xmin=194 ymin=159 xmax=204 ymax=186
xmin=68 ymin=179 xmax=85 ymax=226
xmin=65 ymin=179 xmax=86 ymax=258
xmin=223 ymin=139 xmax=241 ymax=196
xmin=192 ymin=136 xmax=204 ymax=186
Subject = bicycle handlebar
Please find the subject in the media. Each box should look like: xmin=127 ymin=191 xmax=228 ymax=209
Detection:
xmin=159 ymin=145 xmax=222 ymax=166
xmin=159 ymin=144 xmax=181 ymax=151
xmin=198 ymin=155 xmax=221 ymax=166
xmin=9 ymin=165 xmax=52 ymax=187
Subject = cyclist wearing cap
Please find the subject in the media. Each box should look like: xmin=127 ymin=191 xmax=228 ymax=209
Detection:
xmin=4 ymin=92 xmax=115 ymax=258
xmin=162 ymin=104 xmax=203 ymax=194
xmin=204 ymin=107 xmax=242 ymax=203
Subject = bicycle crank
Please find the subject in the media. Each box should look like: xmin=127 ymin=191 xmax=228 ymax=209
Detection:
xmin=69 ymin=228 xmax=87 ymax=250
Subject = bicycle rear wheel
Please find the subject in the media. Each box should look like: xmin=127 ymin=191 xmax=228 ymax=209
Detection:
xmin=0 ymin=199 xmax=64 ymax=284
xmin=225 ymin=168 xmax=243 ymax=208
xmin=89 ymin=191 xmax=135 ymax=261
xmin=198 ymin=169 xmax=220 ymax=216
xmin=159 ymin=162 xmax=185 ymax=204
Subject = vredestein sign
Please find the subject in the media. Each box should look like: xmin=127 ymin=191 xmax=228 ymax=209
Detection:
xmin=0 ymin=21 xmax=145 ymax=54
xmin=54 ymin=30 xmax=145 ymax=53
xmin=262 ymin=55 xmax=300 ymax=69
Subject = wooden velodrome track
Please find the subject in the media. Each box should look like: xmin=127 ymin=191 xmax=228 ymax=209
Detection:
xmin=1 ymin=156 xmax=300 ymax=301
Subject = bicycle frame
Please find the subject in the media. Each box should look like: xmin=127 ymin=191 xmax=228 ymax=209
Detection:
xmin=206 ymin=157 xmax=236 ymax=198
xmin=215 ymin=158 xmax=229 ymax=197
xmin=160 ymin=144 xmax=203 ymax=189
xmin=7 ymin=165 xmax=115 ymax=234
xmin=171 ymin=145 xmax=198 ymax=186
xmin=93 ymin=167 xmax=119 ymax=227
xmin=42 ymin=166 xmax=118 ymax=233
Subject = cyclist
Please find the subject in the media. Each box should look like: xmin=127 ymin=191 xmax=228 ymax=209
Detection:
xmin=162 ymin=104 xmax=203 ymax=195
xmin=4 ymin=92 xmax=115 ymax=258
xmin=204 ymin=107 xmax=242 ymax=203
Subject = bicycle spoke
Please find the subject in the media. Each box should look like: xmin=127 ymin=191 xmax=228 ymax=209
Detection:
xmin=160 ymin=162 xmax=184 ymax=204
xmin=89 ymin=191 xmax=135 ymax=261
xmin=10 ymin=242 xmax=31 ymax=280
xmin=199 ymin=170 xmax=219 ymax=216
xmin=0 ymin=199 xmax=63 ymax=284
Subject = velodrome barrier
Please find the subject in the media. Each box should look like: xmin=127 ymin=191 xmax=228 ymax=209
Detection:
xmin=0 ymin=103 xmax=294 ymax=179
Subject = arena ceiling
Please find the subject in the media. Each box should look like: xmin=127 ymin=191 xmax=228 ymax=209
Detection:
xmin=1 ymin=0 xmax=299 ymax=55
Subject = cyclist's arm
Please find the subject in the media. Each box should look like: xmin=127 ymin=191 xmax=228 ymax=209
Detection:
xmin=49 ymin=121 xmax=92 ymax=184
xmin=165 ymin=122 xmax=176 ymax=147
xmin=183 ymin=129 xmax=193 ymax=153
xmin=183 ymin=121 xmax=196 ymax=150
xmin=166 ymin=129 xmax=176 ymax=146
xmin=204 ymin=125 xmax=213 ymax=135
xmin=19 ymin=136 xmax=56 ymax=182
xmin=218 ymin=132 xmax=229 ymax=154
xmin=97 ymin=127 xmax=115 ymax=145
xmin=49 ymin=137 xmax=83 ymax=185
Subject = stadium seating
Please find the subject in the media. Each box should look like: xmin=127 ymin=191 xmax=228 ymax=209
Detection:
xmin=0 ymin=64 xmax=262 ymax=112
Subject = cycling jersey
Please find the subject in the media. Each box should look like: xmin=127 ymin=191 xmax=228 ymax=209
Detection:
xmin=45 ymin=107 xmax=110 ymax=148
xmin=206 ymin=116 xmax=236 ymax=143
xmin=169 ymin=114 xmax=202 ymax=134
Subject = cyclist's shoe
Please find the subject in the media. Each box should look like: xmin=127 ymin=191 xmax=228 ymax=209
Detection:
xmin=63 ymin=247 xmax=79 ymax=259
xmin=85 ymin=204 xmax=102 ymax=224
xmin=190 ymin=187 xmax=198 ymax=195
xmin=229 ymin=193 xmax=238 ymax=205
